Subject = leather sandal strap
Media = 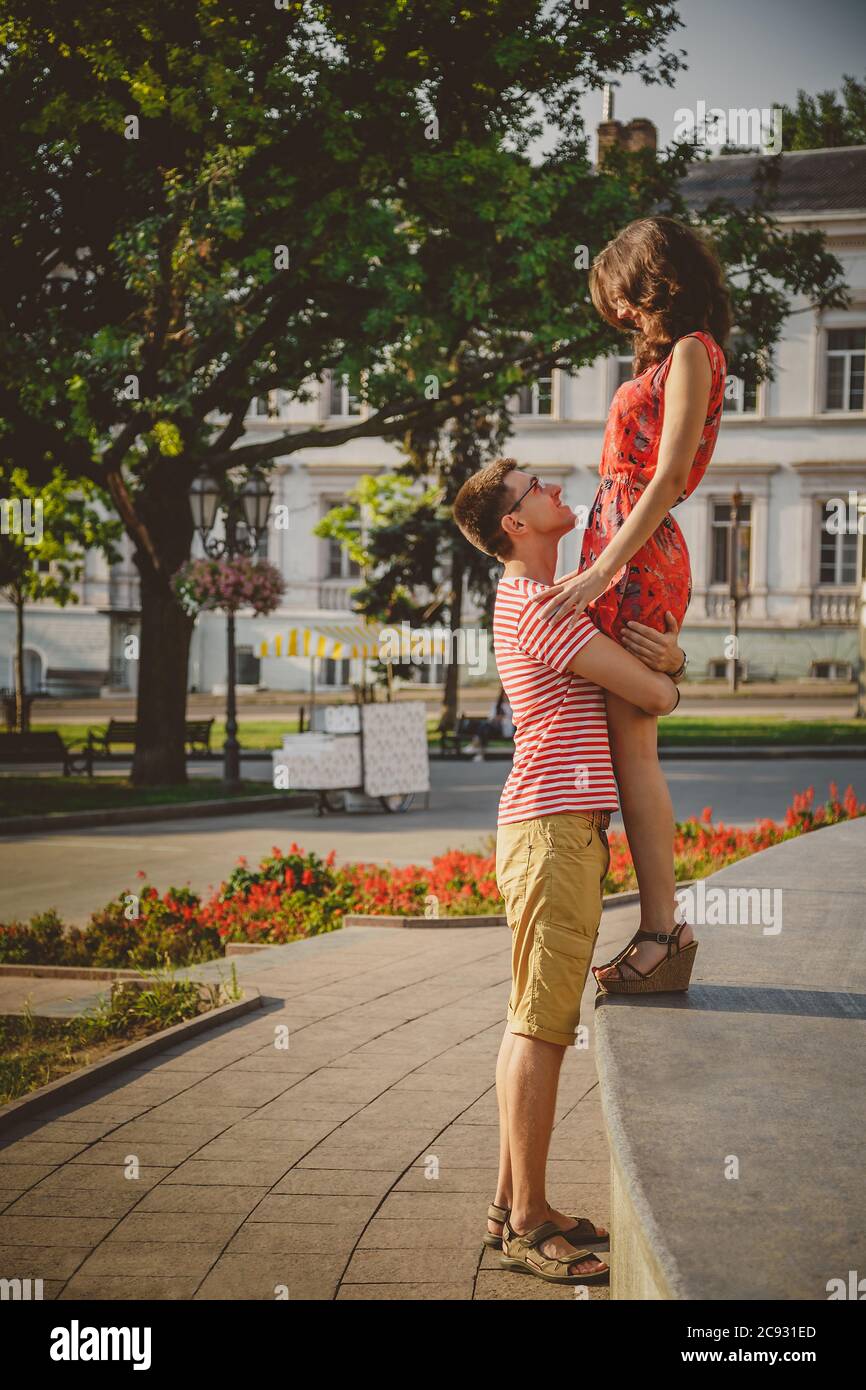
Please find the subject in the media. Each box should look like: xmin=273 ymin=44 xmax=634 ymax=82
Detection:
xmin=564 ymin=1216 xmax=601 ymax=1239
xmin=504 ymin=1218 xmax=601 ymax=1273
xmin=487 ymin=1202 xmax=509 ymax=1221
xmin=511 ymin=1219 xmax=565 ymax=1249
xmin=632 ymin=929 xmax=679 ymax=948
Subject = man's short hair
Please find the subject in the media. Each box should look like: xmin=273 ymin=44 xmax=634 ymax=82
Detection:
xmin=452 ymin=457 xmax=519 ymax=560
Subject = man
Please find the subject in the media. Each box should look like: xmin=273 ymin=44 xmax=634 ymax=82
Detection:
xmin=452 ymin=457 xmax=685 ymax=1285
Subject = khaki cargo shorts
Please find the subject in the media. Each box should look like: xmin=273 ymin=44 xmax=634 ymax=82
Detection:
xmin=495 ymin=811 xmax=611 ymax=1047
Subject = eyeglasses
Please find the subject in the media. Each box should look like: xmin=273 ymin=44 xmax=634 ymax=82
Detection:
xmin=504 ymin=475 xmax=541 ymax=515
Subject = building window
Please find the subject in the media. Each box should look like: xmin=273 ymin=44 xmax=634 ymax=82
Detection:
xmin=414 ymin=662 xmax=445 ymax=685
xmin=710 ymin=500 xmax=752 ymax=587
xmin=818 ymin=501 xmax=858 ymax=585
xmin=708 ymin=656 xmax=748 ymax=680
xmin=517 ymin=375 xmax=553 ymax=416
xmin=611 ymin=354 xmax=633 ymax=398
xmin=322 ymin=501 xmax=361 ymax=579
xmin=811 ymin=660 xmax=853 ymax=680
xmin=235 ymin=646 xmax=261 ymax=685
xmin=252 ymin=392 xmax=279 ymax=419
xmin=321 ymin=657 xmax=351 ymax=686
xmin=329 ymin=372 xmax=362 ymax=417
xmin=825 ymin=328 xmax=865 ymax=411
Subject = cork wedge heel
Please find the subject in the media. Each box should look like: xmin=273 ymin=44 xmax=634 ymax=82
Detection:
xmin=593 ymin=922 xmax=698 ymax=995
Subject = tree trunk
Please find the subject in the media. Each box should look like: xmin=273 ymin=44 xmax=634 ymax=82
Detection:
xmin=14 ymin=593 xmax=26 ymax=733
xmin=441 ymin=541 xmax=465 ymax=730
xmin=131 ymin=470 xmax=196 ymax=785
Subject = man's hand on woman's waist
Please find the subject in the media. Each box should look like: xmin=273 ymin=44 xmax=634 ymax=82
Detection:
xmin=620 ymin=610 xmax=686 ymax=680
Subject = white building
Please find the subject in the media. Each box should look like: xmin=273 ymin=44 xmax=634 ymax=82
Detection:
xmin=3 ymin=143 xmax=864 ymax=698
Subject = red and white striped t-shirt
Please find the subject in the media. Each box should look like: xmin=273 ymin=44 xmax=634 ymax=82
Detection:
xmin=493 ymin=576 xmax=619 ymax=826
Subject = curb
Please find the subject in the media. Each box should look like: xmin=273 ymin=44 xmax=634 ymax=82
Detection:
xmin=0 ymin=963 xmax=147 ymax=981
xmin=0 ymin=987 xmax=263 ymax=1133
xmin=342 ymin=885 xmax=646 ymax=929
xmin=0 ymin=793 xmax=318 ymax=838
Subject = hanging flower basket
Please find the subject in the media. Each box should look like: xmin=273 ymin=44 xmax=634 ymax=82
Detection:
xmin=173 ymin=556 xmax=286 ymax=616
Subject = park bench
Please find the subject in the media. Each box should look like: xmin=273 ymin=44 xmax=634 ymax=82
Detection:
xmin=438 ymin=713 xmax=471 ymax=757
xmin=0 ymin=730 xmax=93 ymax=777
xmin=438 ymin=713 xmax=513 ymax=757
xmin=86 ymin=718 xmax=215 ymax=760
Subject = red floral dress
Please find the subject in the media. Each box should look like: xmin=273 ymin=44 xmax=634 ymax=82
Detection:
xmin=580 ymin=329 xmax=726 ymax=641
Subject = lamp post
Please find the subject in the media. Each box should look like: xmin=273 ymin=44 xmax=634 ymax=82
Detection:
xmin=189 ymin=470 xmax=273 ymax=787
xmin=728 ymin=487 xmax=744 ymax=693
xmin=857 ymin=496 xmax=866 ymax=720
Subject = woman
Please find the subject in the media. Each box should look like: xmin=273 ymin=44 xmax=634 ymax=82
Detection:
xmin=527 ymin=215 xmax=730 ymax=989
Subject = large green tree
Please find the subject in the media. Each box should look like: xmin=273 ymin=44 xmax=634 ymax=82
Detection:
xmin=0 ymin=469 xmax=121 ymax=730
xmin=778 ymin=73 xmax=866 ymax=150
xmin=0 ymin=2 xmax=850 ymax=777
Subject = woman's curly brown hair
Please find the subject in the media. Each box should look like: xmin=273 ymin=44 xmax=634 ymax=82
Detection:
xmin=590 ymin=216 xmax=732 ymax=375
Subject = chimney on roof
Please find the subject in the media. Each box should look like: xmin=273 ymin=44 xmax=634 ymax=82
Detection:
xmin=596 ymin=83 xmax=657 ymax=164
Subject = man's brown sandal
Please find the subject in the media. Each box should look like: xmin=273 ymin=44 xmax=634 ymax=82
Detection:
xmin=483 ymin=1201 xmax=608 ymax=1250
xmin=593 ymin=922 xmax=698 ymax=995
xmin=499 ymin=1217 xmax=610 ymax=1284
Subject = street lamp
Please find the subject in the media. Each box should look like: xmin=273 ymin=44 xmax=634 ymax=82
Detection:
xmin=189 ymin=468 xmax=273 ymax=787
xmin=728 ymin=487 xmax=745 ymax=693
xmin=857 ymin=495 xmax=866 ymax=719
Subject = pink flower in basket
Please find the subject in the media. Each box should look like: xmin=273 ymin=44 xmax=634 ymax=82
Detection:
xmin=173 ymin=556 xmax=286 ymax=616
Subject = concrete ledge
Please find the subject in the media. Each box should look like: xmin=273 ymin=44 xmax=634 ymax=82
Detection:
xmin=0 ymin=987 xmax=262 ymax=1133
xmin=595 ymin=816 xmax=866 ymax=1300
xmin=0 ymin=792 xmax=316 ymax=837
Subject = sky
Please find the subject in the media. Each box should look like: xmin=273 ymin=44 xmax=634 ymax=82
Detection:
xmin=575 ymin=0 xmax=866 ymax=158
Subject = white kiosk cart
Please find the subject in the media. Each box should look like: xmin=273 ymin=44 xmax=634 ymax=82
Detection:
xmin=272 ymin=700 xmax=430 ymax=815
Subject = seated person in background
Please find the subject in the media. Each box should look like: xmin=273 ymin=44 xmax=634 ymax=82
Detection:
xmin=469 ymin=686 xmax=514 ymax=760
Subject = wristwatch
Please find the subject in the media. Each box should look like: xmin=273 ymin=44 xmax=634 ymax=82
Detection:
xmin=671 ymin=649 xmax=688 ymax=681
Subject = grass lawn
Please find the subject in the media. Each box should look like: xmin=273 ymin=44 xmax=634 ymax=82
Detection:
xmin=0 ymin=1012 xmax=171 ymax=1104
xmin=45 ymin=717 xmax=300 ymax=750
xmin=656 ymin=717 xmax=866 ymax=747
xmin=0 ymin=971 xmax=239 ymax=1103
xmin=0 ymin=777 xmax=279 ymax=819
xmin=429 ymin=716 xmax=866 ymax=749
xmin=29 ymin=713 xmax=866 ymax=755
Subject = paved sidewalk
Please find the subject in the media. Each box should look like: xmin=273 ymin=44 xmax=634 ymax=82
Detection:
xmin=0 ymin=903 xmax=639 ymax=1301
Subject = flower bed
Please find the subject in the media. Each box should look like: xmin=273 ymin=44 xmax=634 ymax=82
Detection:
xmin=1 ymin=784 xmax=862 ymax=968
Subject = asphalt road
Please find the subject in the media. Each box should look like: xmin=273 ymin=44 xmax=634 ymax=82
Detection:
xmin=0 ymin=756 xmax=863 ymax=925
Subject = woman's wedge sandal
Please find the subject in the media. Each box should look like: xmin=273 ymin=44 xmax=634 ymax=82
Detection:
xmin=591 ymin=932 xmax=640 ymax=982
xmin=499 ymin=1218 xmax=610 ymax=1284
xmin=593 ymin=922 xmax=698 ymax=995
xmin=483 ymin=1201 xmax=608 ymax=1250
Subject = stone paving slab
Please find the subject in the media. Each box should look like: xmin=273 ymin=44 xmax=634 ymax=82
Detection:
xmin=0 ymin=906 xmax=639 ymax=1300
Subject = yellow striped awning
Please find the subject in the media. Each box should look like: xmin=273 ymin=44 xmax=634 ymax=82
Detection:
xmin=258 ymin=620 xmax=450 ymax=661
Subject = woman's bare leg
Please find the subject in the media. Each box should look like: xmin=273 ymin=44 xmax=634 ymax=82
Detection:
xmin=597 ymin=691 xmax=693 ymax=978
